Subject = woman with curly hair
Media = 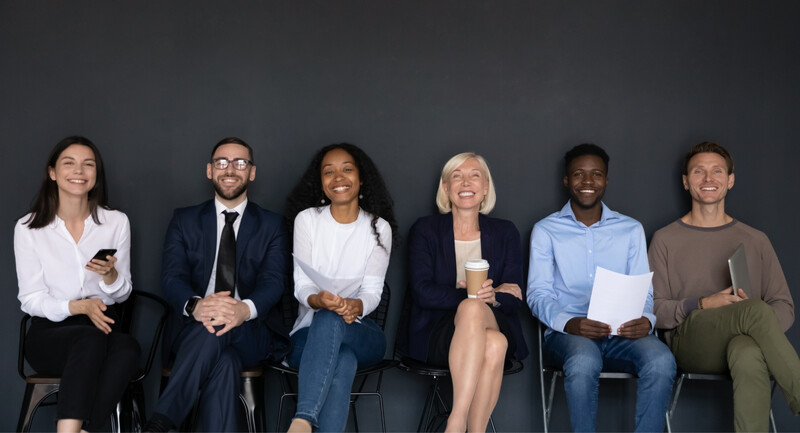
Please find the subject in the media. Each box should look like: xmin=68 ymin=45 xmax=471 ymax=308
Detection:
xmin=284 ymin=143 xmax=397 ymax=433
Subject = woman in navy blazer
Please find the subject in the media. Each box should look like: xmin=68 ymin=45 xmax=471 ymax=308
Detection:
xmin=408 ymin=152 xmax=528 ymax=433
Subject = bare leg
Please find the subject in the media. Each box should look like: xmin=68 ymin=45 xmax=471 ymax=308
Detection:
xmin=56 ymin=419 xmax=83 ymax=433
xmin=287 ymin=417 xmax=312 ymax=433
xmin=466 ymin=330 xmax=507 ymax=432
xmin=445 ymin=299 xmax=501 ymax=433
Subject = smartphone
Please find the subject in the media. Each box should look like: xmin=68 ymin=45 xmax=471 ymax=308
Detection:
xmin=92 ymin=248 xmax=117 ymax=261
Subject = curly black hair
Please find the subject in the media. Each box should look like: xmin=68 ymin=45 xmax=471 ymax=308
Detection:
xmin=285 ymin=143 xmax=398 ymax=250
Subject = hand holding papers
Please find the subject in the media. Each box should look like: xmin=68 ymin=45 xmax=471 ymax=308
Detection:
xmin=586 ymin=266 xmax=653 ymax=336
xmin=293 ymin=254 xmax=362 ymax=300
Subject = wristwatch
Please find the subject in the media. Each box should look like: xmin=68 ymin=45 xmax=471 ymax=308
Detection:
xmin=185 ymin=296 xmax=200 ymax=315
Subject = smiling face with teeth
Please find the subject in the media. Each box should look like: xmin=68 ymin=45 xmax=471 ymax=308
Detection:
xmin=320 ymin=148 xmax=361 ymax=208
xmin=48 ymin=144 xmax=97 ymax=200
xmin=207 ymin=142 xmax=256 ymax=207
xmin=564 ymin=154 xmax=607 ymax=212
xmin=443 ymin=157 xmax=489 ymax=213
xmin=683 ymin=152 xmax=734 ymax=207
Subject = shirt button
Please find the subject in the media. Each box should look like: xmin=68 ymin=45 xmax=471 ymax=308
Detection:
xmin=588 ymin=249 xmax=592 ymax=253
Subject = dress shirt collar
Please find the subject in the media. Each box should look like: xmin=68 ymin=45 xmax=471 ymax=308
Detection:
xmin=49 ymin=212 xmax=100 ymax=231
xmin=214 ymin=197 xmax=248 ymax=216
xmin=556 ymin=200 xmax=619 ymax=227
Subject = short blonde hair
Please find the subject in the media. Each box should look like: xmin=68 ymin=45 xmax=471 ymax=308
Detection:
xmin=436 ymin=152 xmax=496 ymax=214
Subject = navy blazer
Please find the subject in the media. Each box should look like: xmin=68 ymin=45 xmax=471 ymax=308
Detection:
xmin=161 ymin=199 xmax=290 ymax=357
xmin=407 ymin=212 xmax=529 ymax=361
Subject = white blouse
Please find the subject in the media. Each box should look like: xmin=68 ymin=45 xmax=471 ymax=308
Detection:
xmin=291 ymin=205 xmax=391 ymax=335
xmin=15 ymin=208 xmax=133 ymax=322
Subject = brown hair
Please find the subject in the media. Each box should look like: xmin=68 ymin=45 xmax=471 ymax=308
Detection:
xmin=682 ymin=141 xmax=734 ymax=175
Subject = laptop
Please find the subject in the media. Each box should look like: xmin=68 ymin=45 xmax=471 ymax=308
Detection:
xmin=728 ymin=243 xmax=752 ymax=297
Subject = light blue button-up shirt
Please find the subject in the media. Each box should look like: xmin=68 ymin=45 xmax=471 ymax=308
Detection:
xmin=527 ymin=201 xmax=655 ymax=336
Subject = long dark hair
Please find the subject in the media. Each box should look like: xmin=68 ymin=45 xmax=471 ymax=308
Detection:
xmin=23 ymin=136 xmax=111 ymax=229
xmin=286 ymin=143 xmax=398 ymax=250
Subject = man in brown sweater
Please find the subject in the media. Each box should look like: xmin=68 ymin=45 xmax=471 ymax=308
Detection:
xmin=649 ymin=141 xmax=800 ymax=432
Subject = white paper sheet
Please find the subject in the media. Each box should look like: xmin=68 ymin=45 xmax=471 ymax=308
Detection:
xmin=586 ymin=266 xmax=653 ymax=335
xmin=292 ymin=253 xmax=362 ymax=298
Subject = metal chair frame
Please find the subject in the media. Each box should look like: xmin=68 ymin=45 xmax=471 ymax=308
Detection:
xmin=665 ymin=371 xmax=778 ymax=433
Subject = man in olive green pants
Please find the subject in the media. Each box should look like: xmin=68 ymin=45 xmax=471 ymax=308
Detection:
xmin=649 ymin=141 xmax=800 ymax=432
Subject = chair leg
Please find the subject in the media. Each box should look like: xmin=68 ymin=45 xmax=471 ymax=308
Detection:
xmin=17 ymin=383 xmax=60 ymax=433
xmin=239 ymin=375 xmax=264 ymax=433
xmin=545 ymin=372 xmax=558 ymax=430
xmin=417 ymin=376 xmax=437 ymax=432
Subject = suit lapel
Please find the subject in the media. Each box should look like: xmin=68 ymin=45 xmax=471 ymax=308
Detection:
xmin=202 ymin=201 xmax=217 ymax=289
xmin=441 ymin=213 xmax=457 ymax=283
xmin=236 ymin=202 xmax=256 ymax=273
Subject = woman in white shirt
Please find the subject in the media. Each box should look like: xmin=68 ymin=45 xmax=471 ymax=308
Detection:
xmin=284 ymin=143 xmax=397 ymax=433
xmin=14 ymin=136 xmax=140 ymax=433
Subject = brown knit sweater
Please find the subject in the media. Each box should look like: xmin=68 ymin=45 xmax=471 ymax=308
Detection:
xmin=648 ymin=219 xmax=794 ymax=344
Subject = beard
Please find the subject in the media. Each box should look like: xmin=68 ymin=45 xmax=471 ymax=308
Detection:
xmin=213 ymin=176 xmax=249 ymax=201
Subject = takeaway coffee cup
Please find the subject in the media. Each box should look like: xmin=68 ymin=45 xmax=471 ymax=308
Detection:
xmin=465 ymin=259 xmax=490 ymax=298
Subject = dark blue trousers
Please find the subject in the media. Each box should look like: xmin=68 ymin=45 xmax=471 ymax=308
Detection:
xmin=155 ymin=318 xmax=270 ymax=432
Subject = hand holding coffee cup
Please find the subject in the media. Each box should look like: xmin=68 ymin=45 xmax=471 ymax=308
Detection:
xmin=464 ymin=259 xmax=490 ymax=298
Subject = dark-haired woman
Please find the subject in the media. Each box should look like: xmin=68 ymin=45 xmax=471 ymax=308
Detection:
xmin=284 ymin=143 xmax=396 ymax=433
xmin=14 ymin=137 xmax=140 ymax=433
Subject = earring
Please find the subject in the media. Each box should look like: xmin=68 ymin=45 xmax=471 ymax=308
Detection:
xmin=359 ymin=194 xmax=363 ymax=199
xmin=320 ymin=198 xmax=326 ymax=204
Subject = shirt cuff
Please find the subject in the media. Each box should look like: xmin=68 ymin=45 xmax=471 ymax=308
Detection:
xmin=643 ymin=312 xmax=657 ymax=334
xmin=683 ymin=297 xmax=700 ymax=316
xmin=243 ymin=299 xmax=257 ymax=320
xmin=99 ymin=273 xmax=125 ymax=293
xmin=61 ymin=299 xmax=72 ymax=318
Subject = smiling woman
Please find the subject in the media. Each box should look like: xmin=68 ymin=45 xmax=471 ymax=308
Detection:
xmin=14 ymin=136 xmax=140 ymax=433
xmin=408 ymin=152 xmax=528 ymax=433
xmin=281 ymin=143 xmax=397 ymax=433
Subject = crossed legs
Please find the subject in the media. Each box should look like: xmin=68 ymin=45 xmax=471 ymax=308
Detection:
xmin=446 ymin=298 xmax=508 ymax=433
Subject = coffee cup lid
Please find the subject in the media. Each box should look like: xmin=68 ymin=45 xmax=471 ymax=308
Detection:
xmin=464 ymin=259 xmax=490 ymax=270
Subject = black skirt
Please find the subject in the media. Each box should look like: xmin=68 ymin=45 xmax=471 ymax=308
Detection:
xmin=426 ymin=305 xmax=517 ymax=369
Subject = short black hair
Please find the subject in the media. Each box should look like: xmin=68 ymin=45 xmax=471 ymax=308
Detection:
xmin=564 ymin=143 xmax=609 ymax=175
xmin=211 ymin=137 xmax=254 ymax=163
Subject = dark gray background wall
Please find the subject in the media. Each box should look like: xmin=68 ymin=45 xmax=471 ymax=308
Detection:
xmin=2 ymin=1 xmax=799 ymax=431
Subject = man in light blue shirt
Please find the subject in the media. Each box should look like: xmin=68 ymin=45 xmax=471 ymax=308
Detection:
xmin=528 ymin=144 xmax=675 ymax=432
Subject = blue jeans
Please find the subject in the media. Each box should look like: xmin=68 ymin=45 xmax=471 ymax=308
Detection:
xmin=545 ymin=332 xmax=675 ymax=432
xmin=288 ymin=309 xmax=386 ymax=432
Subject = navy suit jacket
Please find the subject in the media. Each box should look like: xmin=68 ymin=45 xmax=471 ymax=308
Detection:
xmin=406 ymin=212 xmax=529 ymax=362
xmin=161 ymin=199 xmax=290 ymax=360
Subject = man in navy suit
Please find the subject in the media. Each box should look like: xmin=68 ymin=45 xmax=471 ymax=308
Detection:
xmin=146 ymin=137 xmax=289 ymax=432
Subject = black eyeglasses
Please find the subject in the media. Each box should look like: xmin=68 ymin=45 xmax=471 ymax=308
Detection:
xmin=212 ymin=158 xmax=252 ymax=171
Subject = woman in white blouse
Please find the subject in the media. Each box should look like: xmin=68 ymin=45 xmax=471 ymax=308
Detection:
xmin=14 ymin=136 xmax=140 ymax=433
xmin=284 ymin=143 xmax=397 ymax=433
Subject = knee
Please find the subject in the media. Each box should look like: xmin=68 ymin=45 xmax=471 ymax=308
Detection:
xmin=217 ymin=349 xmax=243 ymax=370
xmin=312 ymin=309 xmax=345 ymax=329
xmin=484 ymin=331 xmax=508 ymax=367
xmin=454 ymin=298 xmax=486 ymax=324
xmin=738 ymin=299 xmax=776 ymax=322
xmin=640 ymin=349 xmax=677 ymax=380
xmin=562 ymin=351 xmax=602 ymax=378
xmin=73 ymin=327 xmax=108 ymax=353
xmin=727 ymin=336 xmax=767 ymax=373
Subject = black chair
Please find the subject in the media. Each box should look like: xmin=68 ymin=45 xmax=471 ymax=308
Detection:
xmin=395 ymin=292 xmax=523 ymax=433
xmin=269 ymin=282 xmax=398 ymax=433
xmin=537 ymin=321 xmax=640 ymax=433
xmin=17 ymin=289 xmax=170 ymax=433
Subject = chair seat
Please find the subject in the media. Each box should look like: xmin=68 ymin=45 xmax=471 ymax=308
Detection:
xmin=24 ymin=375 xmax=62 ymax=385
